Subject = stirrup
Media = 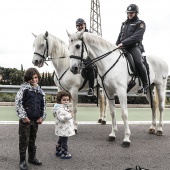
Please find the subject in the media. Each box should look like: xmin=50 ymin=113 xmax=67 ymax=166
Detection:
xmin=136 ymin=87 xmax=143 ymax=94
xmin=87 ymin=88 xmax=94 ymax=96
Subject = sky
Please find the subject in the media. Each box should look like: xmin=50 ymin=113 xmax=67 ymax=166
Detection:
xmin=0 ymin=0 xmax=170 ymax=73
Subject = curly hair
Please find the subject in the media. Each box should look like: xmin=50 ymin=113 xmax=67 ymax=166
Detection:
xmin=56 ymin=91 xmax=72 ymax=103
xmin=24 ymin=67 xmax=41 ymax=82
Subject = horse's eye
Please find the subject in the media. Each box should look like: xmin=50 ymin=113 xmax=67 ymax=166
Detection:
xmin=75 ymin=44 xmax=80 ymax=49
xmin=71 ymin=39 xmax=73 ymax=42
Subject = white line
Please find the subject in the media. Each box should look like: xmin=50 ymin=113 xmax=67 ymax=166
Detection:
xmin=1 ymin=121 xmax=170 ymax=125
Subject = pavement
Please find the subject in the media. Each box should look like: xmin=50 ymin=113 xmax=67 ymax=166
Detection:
xmin=0 ymin=123 xmax=170 ymax=170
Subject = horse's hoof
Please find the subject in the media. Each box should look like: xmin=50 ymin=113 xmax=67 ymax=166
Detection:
xmin=98 ymin=119 xmax=102 ymax=123
xmin=148 ymin=128 xmax=155 ymax=134
xmin=121 ymin=141 xmax=130 ymax=148
xmin=101 ymin=120 xmax=106 ymax=125
xmin=106 ymin=136 xmax=116 ymax=142
xmin=75 ymin=129 xmax=77 ymax=134
xmin=156 ymin=130 xmax=163 ymax=136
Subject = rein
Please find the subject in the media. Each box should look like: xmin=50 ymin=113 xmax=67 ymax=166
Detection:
xmin=85 ymin=47 xmax=120 ymax=68
xmin=98 ymin=51 xmax=124 ymax=100
xmin=34 ymin=37 xmax=70 ymax=91
xmin=54 ymin=68 xmax=70 ymax=92
xmin=69 ymin=38 xmax=125 ymax=100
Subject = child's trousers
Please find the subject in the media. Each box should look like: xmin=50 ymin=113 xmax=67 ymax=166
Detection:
xmin=58 ymin=136 xmax=68 ymax=149
xmin=19 ymin=119 xmax=38 ymax=161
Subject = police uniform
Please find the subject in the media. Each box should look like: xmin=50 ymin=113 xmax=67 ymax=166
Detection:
xmin=116 ymin=13 xmax=148 ymax=93
xmin=76 ymin=18 xmax=95 ymax=96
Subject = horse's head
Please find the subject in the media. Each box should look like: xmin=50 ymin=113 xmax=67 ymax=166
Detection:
xmin=67 ymin=29 xmax=88 ymax=74
xmin=32 ymin=31 xmax=49 ymax=67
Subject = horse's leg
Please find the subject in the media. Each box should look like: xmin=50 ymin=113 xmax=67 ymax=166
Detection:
xmin=102 ymin=97 xmax=108 ymax=125
xmin=70 ymin=90 xmax=78 ymax=134
xmin=117 ymin=89 xmax=131 ymax=147
xmin=107 ymin=98 xmax=117 ymax=141
xmin=155 ymin=84 xmax=166 ymax=136
xmin=146 ymin=84 xmax=157 ymax=134
xmin=98 ymin=88 xmax=107 ymax=125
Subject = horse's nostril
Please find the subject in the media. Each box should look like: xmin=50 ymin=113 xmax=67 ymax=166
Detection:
xmin=74 ymin=67 xmax=78 ymax=71
xmin=35 ymin=60 xmax=38 ymax=64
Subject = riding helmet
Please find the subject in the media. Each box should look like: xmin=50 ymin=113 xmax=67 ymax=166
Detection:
xmin=76 ymin=18 xmax=86 ymax=25
xmin=126 ymin=4 xmax=139 ymax=14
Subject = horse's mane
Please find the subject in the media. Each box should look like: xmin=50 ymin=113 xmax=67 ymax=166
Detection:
xmin=83 ymin=32 xmax=117 ymax=50
xmin=48 ymin=34 xmax=70 ymax=58
xmin=34 ymin=33 xmax=70 ymax=69
xmin=34 ymin=33 xmax=70 ymax=58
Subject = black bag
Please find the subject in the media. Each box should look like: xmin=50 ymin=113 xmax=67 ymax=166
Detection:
xmin=125 ymin=165 xmax=149 ymax=170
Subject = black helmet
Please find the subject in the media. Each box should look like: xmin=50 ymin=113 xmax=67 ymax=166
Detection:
xmin=126 ymin=4 xmax=139 ymax=14
xmin=76 ymin=18 xmax=86 ymax=25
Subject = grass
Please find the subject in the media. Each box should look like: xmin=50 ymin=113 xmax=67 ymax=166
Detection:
xmin=0 ymin=106 xmax=170 ymax=121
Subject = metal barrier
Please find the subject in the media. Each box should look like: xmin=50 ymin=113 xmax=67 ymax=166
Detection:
xmin=0 ymin=85 xmax=58 ymax=95
xmin=0 ymin=85 xmax=170 ymax=97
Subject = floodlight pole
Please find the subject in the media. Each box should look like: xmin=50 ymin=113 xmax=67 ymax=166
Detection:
xmin=90 ymin=0 xmax=102 ymax=37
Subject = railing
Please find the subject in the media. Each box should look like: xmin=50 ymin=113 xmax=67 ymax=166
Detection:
xmin=0 ymin=85 xmax=170 ymax=97
xmin=0 ymin=85 xmax=58 ymax=95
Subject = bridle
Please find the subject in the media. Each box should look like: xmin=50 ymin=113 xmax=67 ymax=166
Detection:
xmin=34 ymin=38 xmax=52 ymax=65
xmin=69 ymin=38 xmax=88 ymax=69
xmin=69 ymin=37 xmax=124 ymax=100
xmin=34 ymin=36 xmax=71 ymax=90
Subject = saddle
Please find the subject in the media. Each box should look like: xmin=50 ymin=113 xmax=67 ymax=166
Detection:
xmin=122 ymin=49 xmax=149 ymax=93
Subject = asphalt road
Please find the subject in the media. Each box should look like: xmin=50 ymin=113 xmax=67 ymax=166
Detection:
xmin=0 ymin=123 xmax=170 ymax=170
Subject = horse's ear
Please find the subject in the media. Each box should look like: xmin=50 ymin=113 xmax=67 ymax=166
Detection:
xmin=44 ymin=31 xmax=48 ymax=39
xmin=32 ymin=33 xmax=37 ymax=37
xmin=66 ymin=30 xmax=71 ymax=37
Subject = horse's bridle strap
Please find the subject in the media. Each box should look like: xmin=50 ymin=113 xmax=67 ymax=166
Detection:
xmin=34 ymin=52 xmax=46 ymax=59
xmin=70 ymin=55 xmax=85 ymax=61
xmin=34 ymin=38 xmax=49 ymax=61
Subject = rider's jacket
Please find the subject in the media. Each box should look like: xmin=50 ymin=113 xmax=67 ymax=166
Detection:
xmin=116 ymin=16 xmax=145 ymax=51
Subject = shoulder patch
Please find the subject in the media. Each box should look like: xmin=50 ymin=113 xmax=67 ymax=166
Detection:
xmin=140 ymin=23 xmax=145 ymax=28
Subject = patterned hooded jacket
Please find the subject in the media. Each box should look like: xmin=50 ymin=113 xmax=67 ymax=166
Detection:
xmin=53 ymin=103 xmax=75 ymax=137
xmin=15 ymin=82 xmax=46 ymax=121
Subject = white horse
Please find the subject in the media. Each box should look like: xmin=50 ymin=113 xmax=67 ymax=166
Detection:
xmin=67 ymin=29 xmax=169 ymax=147
xmin=32 ymin=32 xmax=108 ymax=132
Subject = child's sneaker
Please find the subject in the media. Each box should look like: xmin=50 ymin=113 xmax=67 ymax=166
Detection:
xmin=61 ymin=152 xmax=72 ymax=159
xmin=55 ymin=145 xmax=62 ymax=157
xmin=60 ymin=148 xmax=72 ymax=159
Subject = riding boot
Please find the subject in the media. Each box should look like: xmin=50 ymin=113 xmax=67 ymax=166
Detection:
xmin=28 ymin=147 xmax=42 ymax=165
xmin=137 ymin=66 xmax=148 ymax=94
xmin=19 ymin=151 xmax=28 ymax=170
xmin=143 ymin=83 xmax=149 ymax=94
xmin=88 ymin=88 xmax=94 ymax=96
xmin=137 ymin=82 xmax=148 ymax=94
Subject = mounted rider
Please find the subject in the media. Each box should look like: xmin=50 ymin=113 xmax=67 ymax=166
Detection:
xmin=116 ymin=4 xmax=148 ymax=94
xmin=76 ymin=18 xmax=95 ymax=96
